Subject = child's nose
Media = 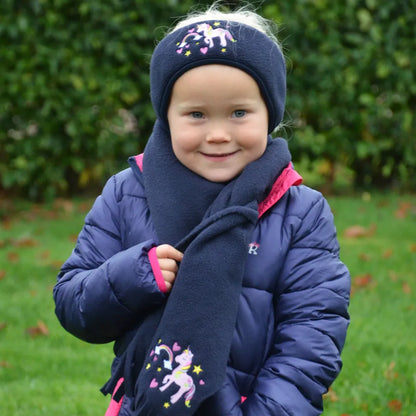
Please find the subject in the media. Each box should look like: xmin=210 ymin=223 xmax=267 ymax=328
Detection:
xmin=206 ymin=122 xmax=231 ymax=143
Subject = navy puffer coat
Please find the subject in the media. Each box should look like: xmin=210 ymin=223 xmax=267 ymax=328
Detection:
xmin=54 ymin=156 xmax=350 ymax=416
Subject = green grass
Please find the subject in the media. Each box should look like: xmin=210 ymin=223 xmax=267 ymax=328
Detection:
xmin=0 ymin=199 xmax=113 ymax=415
xmin=324 ymin=192 xmax=416 ymax=415
xmin=1 ymin=193 xmax=415 ymax=415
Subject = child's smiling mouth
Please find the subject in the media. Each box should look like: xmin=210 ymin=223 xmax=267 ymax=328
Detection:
xmin=199 ymin=150 xmax=240 ymax=160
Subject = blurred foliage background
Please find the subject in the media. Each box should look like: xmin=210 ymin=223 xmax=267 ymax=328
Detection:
xmin=0 ymin=0 xmax=415 ymax=200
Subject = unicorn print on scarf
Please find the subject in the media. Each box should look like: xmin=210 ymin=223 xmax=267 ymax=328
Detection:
xmin=147 ymin=341 xmax=204 ymax=409
xmin=159 ymin=347 xmax=195 ymax=407
xmin=176 ymin=22 xmax=236 ymax=56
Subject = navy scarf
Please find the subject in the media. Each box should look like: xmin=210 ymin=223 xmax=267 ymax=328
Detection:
xmin=106 ymin=120 xmax=291 ymax=415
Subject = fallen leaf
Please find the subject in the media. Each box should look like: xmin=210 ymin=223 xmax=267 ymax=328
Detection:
xmin=0 ymin=270 xmax=6 ymax=280
xmin=43 ymin=211 xmax=58 ymax=220
xmin=359 ymin=253 xmax=371 ymax=262
xmin=382 ymin=249 xmax=393 ymax=259
xmin=323 ymin=387 xmax=338 ymax=402
xmin=12 ymin=237 xmax=38 ymax=248
xmin=21 ymin=205 xmax=42 ymax=222
xmin=389 ymin=271 xmax=399 ymax=281
xmin=40 ymin=250 xmax=50 ymax=260
xmin=53 ymin=198 xmax=74 ymax=213
xmin=1 ymin=218 xmax=12 ymax=230
xmin=351 ymin=274 xmax=375 ymax=295
xmin=394 ymin=201 xmax=412 ymax=219
xmin=49 ymin=260 xmax=64 ymax=269
xmin=376 ymin=199 xmax=389 ymax=208
xmin=7 ymin=251 xmax=19 ymax=263
xmin=361 ymin=192 xmax=371 ymax=202
xmin=410 ymin=244 xmax=416 ymax=253
xmin=354 ymin=274 xmax=373 ymax=286
xmin=384 ymin=362 xmax=398 ymax=380
xmin=69 ymin=234 xmax=78 ymax=243
xmin=0 ymin=322 xmax=7 ymax=331
xmin=78 ymin=201 xmax=92 ymax=213
xmin=388 ymin=399 xmax=402 ymax=412
xmin=343 ymin=224 xmax=376 ymax=238
xmin=402 ymin=281 xmax=411 ymax=294
xmin=26 ymin=321 xmax=49 ymax=338
xmin=0 ymin=361 xmax=12 ymax=368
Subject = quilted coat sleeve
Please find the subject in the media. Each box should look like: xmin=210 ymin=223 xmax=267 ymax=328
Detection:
xmin=242 ymin=188 xmax=350 ymax=416
xmin=53 ymin=171 xmax=165 ymax=344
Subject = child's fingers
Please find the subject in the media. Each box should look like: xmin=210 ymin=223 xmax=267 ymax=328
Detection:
xmin=155 ymin=245 xmax=183 ymax=292
xmin=158 ymin=258 xmax=179 ymax=274
xmin=164 ymin=280 xmax=173 ymax=293
xmin=160 ymin=267 xmax=176 ymax=293
xmin=161 ymin=269 xmax=176 ymax=285
xmin=156 ymin=244 xmax=183 ymax=262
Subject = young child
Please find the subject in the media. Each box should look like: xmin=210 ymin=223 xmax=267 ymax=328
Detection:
xmin=54 ymin=5 xmax=350 ymax=416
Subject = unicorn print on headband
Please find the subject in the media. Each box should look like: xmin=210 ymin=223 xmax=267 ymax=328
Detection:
xmin=176 ymin=22 xmax=236 ymax=56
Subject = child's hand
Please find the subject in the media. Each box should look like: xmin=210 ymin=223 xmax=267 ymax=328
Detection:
xmin=155 ymin=244 xmax=183 ymax=293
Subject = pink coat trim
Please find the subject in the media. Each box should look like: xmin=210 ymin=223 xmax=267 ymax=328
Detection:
xmin=134 ymin=154 xmax=144 ymax=171
xmin=104 ymin=377 xmax=124 ymax=416
xmin=258 ymin=163 xmax=303 ymax=218
xmin=148 ymin=247 xmax=168 ymax=293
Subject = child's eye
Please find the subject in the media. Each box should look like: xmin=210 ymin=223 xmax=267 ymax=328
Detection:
xmin=233 ymin=110 xmax=247 ymax=118
xmin=190 ymin=111 xmax=204 ymax=119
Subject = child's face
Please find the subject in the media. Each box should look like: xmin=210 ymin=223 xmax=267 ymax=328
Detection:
xmin=167 ymin=64 xmax=269 ymax=182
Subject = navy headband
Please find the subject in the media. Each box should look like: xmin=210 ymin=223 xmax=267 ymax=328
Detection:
xmin=150 ymin=20 xmax=286 ymax=133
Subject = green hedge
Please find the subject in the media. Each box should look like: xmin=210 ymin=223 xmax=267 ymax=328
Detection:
xmin=0 ymin=0 xmax=210 ymax=199
xmin=264 ymin=0 xmax=416 ymax=189
xmin=1 ymin=0 xmax=415 ymax=199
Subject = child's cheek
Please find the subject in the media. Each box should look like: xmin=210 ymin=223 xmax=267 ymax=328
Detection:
xmin=172 ymin=131 xmax=201 ymax=152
